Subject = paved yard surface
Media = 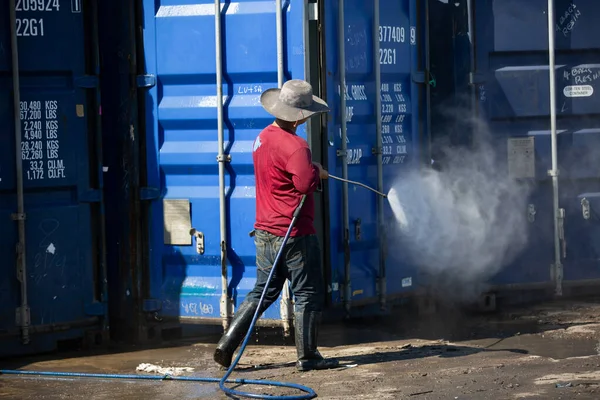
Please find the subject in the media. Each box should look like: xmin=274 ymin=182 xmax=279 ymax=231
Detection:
xmin=3 ymin=298 xmax=600 ymax=399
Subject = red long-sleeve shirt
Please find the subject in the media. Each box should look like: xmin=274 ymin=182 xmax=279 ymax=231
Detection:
xmin=252 ymin=124 xmax=320 ymax=237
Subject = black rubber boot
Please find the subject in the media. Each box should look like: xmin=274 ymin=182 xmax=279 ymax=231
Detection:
xmin=213 ymin=301 xmax=258 ymax=368
xmin=294 ymin=310 xmax=339 ymax=371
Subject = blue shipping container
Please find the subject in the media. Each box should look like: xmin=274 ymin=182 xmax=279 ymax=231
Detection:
xmin=323 ymin=0 xmax=427 ymax=310
xmin=137 ymin=0 xmax=428 ymax=329
xmin=469 ymin=0 xmax=600 ymax=291
xmin=0 ymin=0 xmax=107 ymax=356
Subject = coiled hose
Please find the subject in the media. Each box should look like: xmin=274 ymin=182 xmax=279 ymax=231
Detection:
xmin=1 ymin=195 xmax=315 ymax=400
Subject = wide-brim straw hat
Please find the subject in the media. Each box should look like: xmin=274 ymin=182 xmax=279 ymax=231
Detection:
xmin=260 ymin=79 xmax=330 ymax=122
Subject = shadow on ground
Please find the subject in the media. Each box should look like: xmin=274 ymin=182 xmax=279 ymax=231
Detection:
xmin=2 ymin=297 xmax=600 ymax=374
xmin=233 ymin=343 xmax=529 ymax=373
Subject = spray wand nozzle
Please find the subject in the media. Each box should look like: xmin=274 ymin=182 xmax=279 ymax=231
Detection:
xmin=328 ymin=174 xmax=388 ymax=198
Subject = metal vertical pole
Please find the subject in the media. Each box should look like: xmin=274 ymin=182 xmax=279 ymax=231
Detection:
xmin=337 ymin=0 xmax=351 ymax=316
xmin=90 ymin=0 xmax=109 ymax=333
xmin=424 ymin=0 xmax=431 ymax=165
xmin=276 ymin=0 xmax=284 ymax=88
xmin=373 ymin=0 xmax=386 ymax=310
xmin=215 ymin=0 xmax=232 ymax=330
xmin=9 ymin=0 xmax=30 ymax=344
xmin=546 ymin=0 xmax=562 ymax=296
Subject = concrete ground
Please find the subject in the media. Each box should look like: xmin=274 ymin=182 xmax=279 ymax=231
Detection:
xmin=3 ymin=298 xmax=600 ymax=399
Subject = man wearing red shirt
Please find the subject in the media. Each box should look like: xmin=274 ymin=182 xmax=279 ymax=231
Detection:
xmin=214 ymin=79 xmax=339 ymax=372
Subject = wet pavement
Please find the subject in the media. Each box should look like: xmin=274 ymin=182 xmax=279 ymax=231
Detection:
xmin=3 ymin=298 xmax=600 ymax=399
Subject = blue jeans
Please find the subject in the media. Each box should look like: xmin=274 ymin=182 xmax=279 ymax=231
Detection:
xmin=244 ymin=229 xmax=325 ymax=314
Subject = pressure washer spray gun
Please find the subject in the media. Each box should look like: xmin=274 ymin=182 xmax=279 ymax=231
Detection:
xmin=328 ymin=174 xmax=388 ymax=198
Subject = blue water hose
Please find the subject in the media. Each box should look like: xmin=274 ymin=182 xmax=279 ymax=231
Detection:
xmin=0 ymin=195 xmax=315 ymax=400
xmin=219 ymin=195 xmax=310 ymax=399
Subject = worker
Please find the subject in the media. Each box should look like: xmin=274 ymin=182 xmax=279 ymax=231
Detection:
xmin=213 ymin=79 xmax=339 ymax=372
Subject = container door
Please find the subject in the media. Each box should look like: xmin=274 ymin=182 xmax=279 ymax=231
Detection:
xmin=139 ymin=1 xmax=310 ymax=327
xmin=0 ymin=0 xmax=106 ymax=356
xmin=470 ymin=0 xmax=600 ymax=290
xmin=323 ymin=0 xmax=427 ymax=312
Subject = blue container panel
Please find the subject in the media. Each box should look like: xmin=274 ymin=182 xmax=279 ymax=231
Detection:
xmin=0 ymin=0 xmax=104 ymax=356
xmin=473 ymin=0 xmax=600 ymax=286
xmin=324 ymin=0 xmax=425 ymax=304
xmin=142 ymin=0 xmax=307 ymax=321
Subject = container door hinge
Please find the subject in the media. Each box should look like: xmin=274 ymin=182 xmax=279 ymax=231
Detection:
xmin=189 ymin=228 xmax=205 ymax=254
xmin=136 ymin=74 xmax=156 ymax=89
xmin=527 ymin=204 xmax=536 ymax=223
xmin=354 ymin=219 xmax=362 ymax=241
xmin=140 ymin=187 xmax=161 ymax=200
xmin=15 ymin=307 xmax=30 ymax=327
xmin=84 ymin=302 xmax=107 ymax=316
xmin=75 ymin=75 xmax=99 ymax=88
xmin=372 ymin=147 xmax=382 ymax=155
xmin=469 ymin=72 xmax=486 ymax=85
xmin=80 ymin=189 xmax=102 ymax=203
xmin=581 ymin=197 xmax=591 ymax=220
xmin=143 ymin=299 xmax=162 ymax=313
xmin=216 ymin=154 xmax=231 ymax=163
xmin=336 ymin=149 xmax=346 ymax=157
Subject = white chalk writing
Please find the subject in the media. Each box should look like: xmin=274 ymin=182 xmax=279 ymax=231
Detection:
xmin=237 ymin=85 xmax=263 ymax=94
xmin=563 ymin=67 xmax=600 ymax=85
xmin=556 ymin=3 xmax=581 ymax=37
xmin=181 ymin=300 xmax=214 ymax=316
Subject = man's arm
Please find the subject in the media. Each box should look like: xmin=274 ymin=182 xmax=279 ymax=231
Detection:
xmin=286 ymin=147 xmax=324 ymax=194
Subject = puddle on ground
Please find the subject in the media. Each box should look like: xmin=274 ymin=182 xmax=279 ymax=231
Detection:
xmin=467 ymin=334 xmax=600 ymax=359
xmin=1 ymin=375 xmax=219 ymax=399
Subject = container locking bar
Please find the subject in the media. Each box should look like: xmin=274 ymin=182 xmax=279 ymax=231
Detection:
xmin=337 ymin=0 xmax=352 ymax=317
xmin=373 ymin=0 xmax=387 ymax=310
xmin=9 ymin=0 xmax=31 ymax=345
xmin=214 ymin=0 xmax=232 ymax=330
xmin=546 ymin=0 xmax=563 ymax=297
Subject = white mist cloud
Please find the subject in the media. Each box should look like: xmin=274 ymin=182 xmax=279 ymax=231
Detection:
xmin=388 ymin=115 xmax=532 ymax=301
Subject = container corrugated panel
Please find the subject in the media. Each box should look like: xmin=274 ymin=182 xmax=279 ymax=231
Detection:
xmin=471 ymin=0 xmax=600 ymax=288
xmin=323 ymin=0 xmax=426 ymax=307
xmin=139 ymin=0 xmax=428 ymax=325
xmin=0 ymin=0 xmax=106 ymax=356
xmin=140 ymin=0 xmax=308 ymax=323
